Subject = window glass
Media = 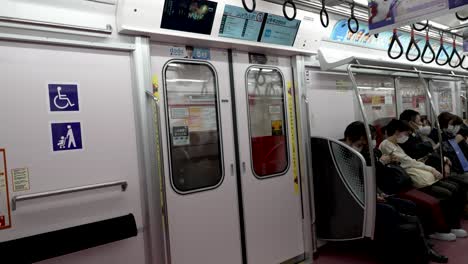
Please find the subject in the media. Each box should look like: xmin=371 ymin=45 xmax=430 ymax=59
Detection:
xmin=356 ymin=75 xmax=396 ymax=125
xmin=246 ymin=67 xmax=288 ymax=177
xmin=164 ymin=62 xmax=223 ymax=192
xmin=399 ymin=78 xmax=428 ymax=116
xmin=431 ymin=80 xmax=455 ymax=114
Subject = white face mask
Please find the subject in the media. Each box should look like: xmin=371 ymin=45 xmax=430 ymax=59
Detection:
xmin=418 ymin=126 xmax=432 ymax=136
xmin=397 ymin=135 xmax=409 ymax=144
xmin=447 ymin=125 xmax=461 ymax=135
xmin=371 ymin=140 xmax=377 ymax=148
xmin=352 ymin=145 xmax=363 ymax=152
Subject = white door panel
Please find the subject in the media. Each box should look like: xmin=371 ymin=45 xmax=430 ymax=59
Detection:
xmin=232 ymin=51 xmax=304 ymax=264
xmin=150 ymin=44 xmax=242 ymax=264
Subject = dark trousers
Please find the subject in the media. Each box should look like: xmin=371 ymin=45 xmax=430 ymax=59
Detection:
xmin=420 ymin=179 xmax=465 ymax=230
xmin=375 ymin=199 xmax=430 ymax=264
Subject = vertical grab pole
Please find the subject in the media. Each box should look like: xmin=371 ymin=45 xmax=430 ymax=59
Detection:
xmin=347 ymin=64 xmax=376 ymax=239
xmin=464 ymin=78 xmax=468 ymax=118
xmin=416 ymin=70 xmax=444 ymax=176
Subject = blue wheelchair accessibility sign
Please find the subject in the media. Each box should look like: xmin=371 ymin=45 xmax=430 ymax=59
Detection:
xmin=48 ymin=84 xmax=79 ymax=112
xmin=51 ymin=122 xmax=83 ymax=152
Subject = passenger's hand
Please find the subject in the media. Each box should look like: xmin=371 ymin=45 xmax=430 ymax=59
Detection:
xmin=433 ymin=143 xmax=440 ymax=150
xmin=444 ymin=164 xmax=451 ymax=178
xmin=391 ymin=155 xmax=400 ymax=163
xmin=431 ymin=168 xmax=443 ymax=179
xmin=377 ymin=193 xmax=386 ymax=203
xmin=455 ymin=134 xmax=465 ymax=144
xmin=380 ymin=155 xmax=391 ymax=164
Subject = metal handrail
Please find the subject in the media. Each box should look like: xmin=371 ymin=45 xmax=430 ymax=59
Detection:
xmin=11 ymin=180 xmax=127 ymax=211
xmin=417 ymin=71 xmax=445 ymax=176
xmin=0 ymin=16 xmax=113 ymax=35
xmin=347 ymin=64 xmax=376 ymax=239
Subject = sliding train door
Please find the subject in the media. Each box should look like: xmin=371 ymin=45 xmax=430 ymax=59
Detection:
xmin=150 ymin=44 xmax=242 ymax=264
xmin=232 ymin=51 xmax=304 ymax=264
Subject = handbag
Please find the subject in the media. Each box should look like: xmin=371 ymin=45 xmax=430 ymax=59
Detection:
xmin=377 ymin=163 xmax=413 ymax=194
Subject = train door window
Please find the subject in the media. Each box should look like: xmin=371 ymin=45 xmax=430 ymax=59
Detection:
xmin=164 ymin=61 xmax=223 ymax=193
xmin=356 ymin=76 xmax=396 ymax=125
xmin=399 ymin=78 xmax=428 ymax=116
xmin=246 ymin=67 xmax=289 ymax=178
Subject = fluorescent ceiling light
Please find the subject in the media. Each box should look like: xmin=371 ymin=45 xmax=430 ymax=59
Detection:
xmin=358 ymin=86 xmax=373 ymax=89
xmin=375 ymin=87 xmax=394 ymax=91
xmin=167 ymin=79 xmax=208 ymax=83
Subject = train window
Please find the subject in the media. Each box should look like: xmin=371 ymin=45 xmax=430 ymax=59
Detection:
xmin=164 ymin=61 xmax=223 ymax=193
xmin=431 ymin=80 xmax=456 ymax=114
xmin=246 ymin=67 xmax=289 ymax=178
xmin=399 ymin=78 xmax=428 ymax=116
xmin=356 ymin=76 xmax=396 ymax=126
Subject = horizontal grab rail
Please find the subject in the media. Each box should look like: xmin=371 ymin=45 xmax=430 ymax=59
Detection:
xmin=11 ymin=180 xmax=127 ymax=211
xmin=0 ymin=16 xmax=113 ymax=35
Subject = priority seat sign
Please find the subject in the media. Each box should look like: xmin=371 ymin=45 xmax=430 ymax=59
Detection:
xmin=48 ymin=84 xmax=79 ymax=112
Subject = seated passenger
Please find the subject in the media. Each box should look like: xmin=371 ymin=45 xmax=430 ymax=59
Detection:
xmin=347 ymin=122 xmax=455 ymax=241
xmin=379 ymin=119 xmax=467 ymax=239
xmin=342 ymin=121 xmax=448 ymax=263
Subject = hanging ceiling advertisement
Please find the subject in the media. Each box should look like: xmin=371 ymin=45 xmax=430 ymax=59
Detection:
xmin=368 ymin=0 xmax=468 ymax=34
xmin=330 ymin=19 xmax=455 ymax=60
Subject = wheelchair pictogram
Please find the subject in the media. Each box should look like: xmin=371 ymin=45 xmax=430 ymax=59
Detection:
xmin=53 ymin=87 xmax=76 ymax=109
xmin=48 ymin=84 xmax=79 ymax=112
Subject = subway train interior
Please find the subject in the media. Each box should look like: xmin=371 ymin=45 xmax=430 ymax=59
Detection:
xmin=5 ymin=0 xmax=468 ymax=263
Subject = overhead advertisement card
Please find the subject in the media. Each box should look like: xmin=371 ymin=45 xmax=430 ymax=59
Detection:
xmin=368 ymin=0 xmax=468 ymax=34
xmin=260 ymin=14 xmax=301 ymax=46
xmin=219 ymin=4 xmax=265 ymax=41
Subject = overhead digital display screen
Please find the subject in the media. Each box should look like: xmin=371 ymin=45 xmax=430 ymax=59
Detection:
xmin=161 ymin=0 xmax=218 ymax=35
xmin=260 ymin=14 xmax=301 ymax=46
xmin=219 ymin=5 xmax=265 ymax=41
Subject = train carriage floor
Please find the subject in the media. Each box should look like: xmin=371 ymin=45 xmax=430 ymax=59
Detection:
xmin=315 ymin=220 xmax=468 ymax=264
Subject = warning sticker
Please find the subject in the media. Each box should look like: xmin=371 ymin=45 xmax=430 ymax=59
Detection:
xmin=271 ymin=120 xmax=283 ymax=136
xmin=12 ymin=168 xmax=30 ymax=192
xmin=287 ymin=82 xmax=300 ymax=195
xmin=0 ymin=149 xmax=12 ymax=230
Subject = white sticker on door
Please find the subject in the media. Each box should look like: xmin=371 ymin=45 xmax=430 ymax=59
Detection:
xmin=12 ymin=168 xmax=30 ymax=192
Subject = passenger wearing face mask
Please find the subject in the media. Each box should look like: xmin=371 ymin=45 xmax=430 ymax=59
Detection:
xmin=342 ymin=122 xmax=450 ymax=262
xmin=380 ymin=119 xmax=467 ymax=239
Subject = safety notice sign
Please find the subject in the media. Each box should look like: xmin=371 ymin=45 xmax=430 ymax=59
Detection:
xmin=0 ymin=149 xmax=12 ymax=230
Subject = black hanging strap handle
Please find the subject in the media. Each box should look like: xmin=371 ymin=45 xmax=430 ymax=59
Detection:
xmin=412 ymin=20 xmax=428 ymax=32
xmin=320 ymin=0 xmax=329 ymax=28
xmin=449 ymin=35 xmax=462 ymax=68
xmin=283 ymin=0 xmax=297 ymax=21
xmin=460 ymin=55 xmax=468 ymax=70
xmin=242 ymin=0 xmax=256 ymax=13
xmin=388 ymin=29 xmax=404 ymax=60
xmin=421 ymin=26 xmax=435 ymax=64
xmin=406 ymin=28 xmax=421 ymax=62
xmin=347 ymin=1 xmax=359 ymax=34
xmin=436 ymin=32 xmax=449 ymax=66
xmin=456 ymin=12 xmax=468 ymax=21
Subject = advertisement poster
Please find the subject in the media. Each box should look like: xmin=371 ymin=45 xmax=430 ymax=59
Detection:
xmin=368 ymin=0 xmax=468 ymax=34
xmin=219 ymin=4 xmax=265 ymax=41
xmin=260 ymin=14 xmax=301 ymax=46
xmin=161 ymin=0 xmax=218 ymax=35
xmin=0 ymin=149 xmax=11 ymax=230
xmin=330 ymin=19 xmax=454 ymax=61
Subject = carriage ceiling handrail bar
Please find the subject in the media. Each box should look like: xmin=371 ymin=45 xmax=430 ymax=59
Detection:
xmin=347 ymin=64 xmax=468 ymax=79
xmin=0 ymin=16 xmax=113 ymax=35
xmin=11 ymin=180 xmax=128 ymax=211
